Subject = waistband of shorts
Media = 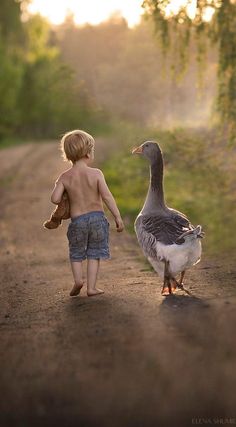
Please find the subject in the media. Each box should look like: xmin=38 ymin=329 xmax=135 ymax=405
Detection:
xmin=71 ymin=211 xmax=105 ymax=222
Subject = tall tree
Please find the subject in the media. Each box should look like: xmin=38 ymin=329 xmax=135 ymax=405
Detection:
xmin=19 ymin=14 xmax=95 ymax=137
xmin=0 ymin=0 xmax=25 ymax=40
xmin=0 ymin=1 xmax=96 ymax=140
xmin=142 ymin=0 xmax=236 ymax=141
xmin=0 ymin=0 xmax=26 ymax=137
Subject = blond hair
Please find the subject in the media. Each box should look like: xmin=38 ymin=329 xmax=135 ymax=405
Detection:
xmin=60 ymin=129 xmax=95 ymax=163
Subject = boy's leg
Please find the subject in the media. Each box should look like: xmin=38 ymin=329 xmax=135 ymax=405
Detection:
xmin=70 ymin=261 xmax=84 ymax=296
xmin=87 ymin=259 xmax=104 ymax=296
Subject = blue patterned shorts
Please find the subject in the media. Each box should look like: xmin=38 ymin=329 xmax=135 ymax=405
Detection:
xmin=67 ymin=211 xmax=110 ymax=262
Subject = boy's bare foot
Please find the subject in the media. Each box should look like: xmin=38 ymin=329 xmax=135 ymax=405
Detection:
xmin=70 ymin=281 xmax=84 ymax=297
xmin=87 ymin=288 xmax=104 ymax=297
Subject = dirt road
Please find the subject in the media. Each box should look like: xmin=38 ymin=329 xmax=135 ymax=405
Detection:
xmin=1 ymin=142 xmax=236 ymax=427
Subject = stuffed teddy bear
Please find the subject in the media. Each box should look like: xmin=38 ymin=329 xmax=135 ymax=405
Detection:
xmin=43 ymin=191 xmax=70 ymax=229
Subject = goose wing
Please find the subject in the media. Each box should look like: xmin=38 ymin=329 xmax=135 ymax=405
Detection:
xmin=142 ymin=214 xmax=193 ymax=244
xmin=135 ymin=213 xmax=193 ymax=258
xmin=169 ymin=208 xmax=192 ymax=228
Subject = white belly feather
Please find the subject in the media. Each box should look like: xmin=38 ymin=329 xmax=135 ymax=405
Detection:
xmin=148 ymin=239 xmax=202 ymax=279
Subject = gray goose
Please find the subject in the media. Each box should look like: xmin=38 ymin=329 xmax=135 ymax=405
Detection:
xmin=132 ymin=141 xmax=204 ymax=296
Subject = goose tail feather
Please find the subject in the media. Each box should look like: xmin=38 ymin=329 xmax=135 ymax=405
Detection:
xmin=176 ymin=225 xmax=205 ymax=242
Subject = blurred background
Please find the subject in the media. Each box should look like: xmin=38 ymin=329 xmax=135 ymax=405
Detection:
xmin=1 ymin=0 xmax=235 ymax=254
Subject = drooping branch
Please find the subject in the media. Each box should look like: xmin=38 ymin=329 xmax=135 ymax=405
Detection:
xmin=142 ymin=0 xmax=236 ymax=142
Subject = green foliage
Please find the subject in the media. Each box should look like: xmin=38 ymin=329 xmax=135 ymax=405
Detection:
xmin=0 ymin=38 xmax=24 ymax=138
xmin=102 ymin=123 xmax=236 ymax=254
xmin=0 ymin=2 xmax=102 ymax=142
xmin=18 ymin=16 xmax=93 ymax=138
xmin=0 ymin=0 xmax=24 ymax=42
xmin=215 ymin=1 xmax=236 ymax=141
xmin=142 ymin=0 xmax=236 ymax=142
xmin=0 ymin=0 xmax=25 ymax=138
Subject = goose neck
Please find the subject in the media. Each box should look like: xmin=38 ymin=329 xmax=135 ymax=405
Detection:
xmin=151 ymin=158 xmax=165 ymax=198
xmin=142 ymin=160 xmax=166 ymax=213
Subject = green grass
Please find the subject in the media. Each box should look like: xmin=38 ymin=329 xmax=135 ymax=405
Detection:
xmin=0 ymin=137 xmax=26 ymax=149
xmin=0 ymin=174 xmax=15 ymax=187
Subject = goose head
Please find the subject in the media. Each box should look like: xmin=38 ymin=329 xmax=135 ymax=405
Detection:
xmin=132 ymin=141 xmax=162 ymax=164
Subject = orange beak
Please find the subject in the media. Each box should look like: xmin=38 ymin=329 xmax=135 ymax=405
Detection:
xmin=131 ymin=145 xmax=143 ymax=154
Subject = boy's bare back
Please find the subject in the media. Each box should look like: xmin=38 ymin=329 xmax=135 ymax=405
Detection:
xmin=60 ymin=163 xmax=103 ymax=218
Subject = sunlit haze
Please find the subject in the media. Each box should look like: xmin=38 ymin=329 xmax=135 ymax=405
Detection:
xmin=27 ymin=0 xmax=216 ymax=27
xmin=27 ymin=0 xmax=144 ymax=27
xmin=164 ymin=0 xmax=215 ymax=22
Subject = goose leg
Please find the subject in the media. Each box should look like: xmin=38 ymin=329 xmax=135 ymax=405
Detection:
xmin=169 ymin=275 xmax=192 ymax=296
xmin=180 ymin=270 xmax=186 ymax=286
xmin=177 ymin=271 xmax=192 ymax=295
xmin=176 ymin=270 xmax=186 ymax=290
xmin=170 ymin=277 xmax=179 ymax=293
xmin=161 ymin=260 xmax=172 ymax=296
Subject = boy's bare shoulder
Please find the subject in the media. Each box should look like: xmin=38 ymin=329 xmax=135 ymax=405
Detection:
xmin=88 ymin=167 xmax=104 ymax=178
xmin=56 ymin=168 xmax=72 ymax=182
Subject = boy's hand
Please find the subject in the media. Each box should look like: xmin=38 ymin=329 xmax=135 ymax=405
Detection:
xmin=115 ymin=217 xmax=124 ymax=233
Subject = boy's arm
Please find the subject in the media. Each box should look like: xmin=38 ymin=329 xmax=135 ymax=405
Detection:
xmin=51 ymin=176 xmax=65 ymax=204
xmin=97 ymin=171 xmax=124 ymax=232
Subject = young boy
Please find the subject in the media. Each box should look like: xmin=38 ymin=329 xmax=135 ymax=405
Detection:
xmin=51 ymin=129 xmax=124 ymax=297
